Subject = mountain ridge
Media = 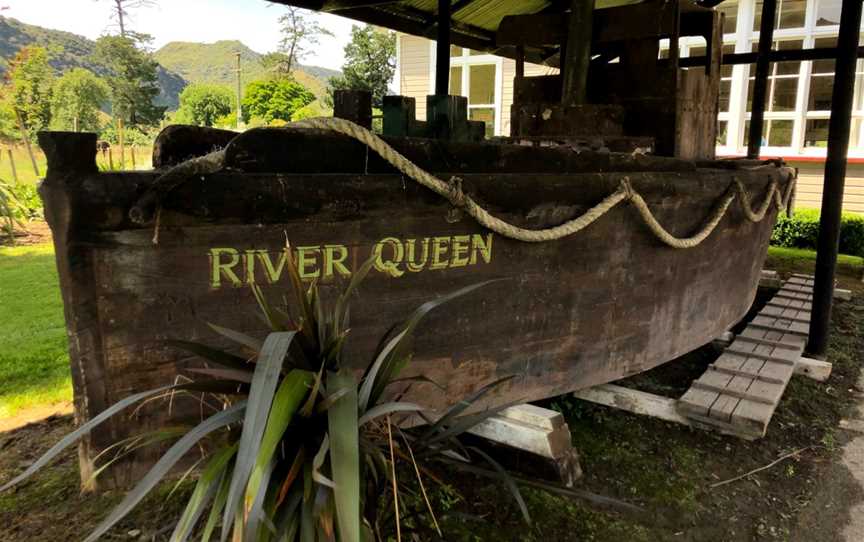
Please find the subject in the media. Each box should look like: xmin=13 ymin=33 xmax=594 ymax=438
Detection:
xmin=0 ymin=16 xmax=339 ymax=111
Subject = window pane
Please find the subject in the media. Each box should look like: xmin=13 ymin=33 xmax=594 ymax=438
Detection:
xmin=804 ymin=118 xmax=830 ymax=147
xmin=816 ymin=0 xmax=842 ymax=26
xmin=469 ymin=49 xmax=485 ymax=56
xmin=469 ymin=64 xmax=495 ymax=105
xmin=775 ymin=40 xmax=803 ymax=75
xmin=450 ymin=66 xmax=462 ymax=96
xmin=743 ymin=119 xmax=794 ymax=146
xmin=753 ymin=0 xmax=806 ymax=30
xmin=450 ymin=46 xmax=463 ymax=57
xmin=721 ymin=44 xmax=735 ymax=78
xmin=718 ymin=2 xmax=738 ymax=34
xmin=771 ymin=78 xmax=798 ymax=111
xmin=689 ymin=46 xmax=706 ymax=58
xmin=469 ymin=108 xmax=495 ymax=138
xmin=717 ymin=120 xmax=728 ymax=146
xmin=809 ymin=76 xmax=834 ymax=110
xmin=813 ymin=37 xmax=837 ymax=74
xmin=767 ymin=120 xmax=794 ymax=146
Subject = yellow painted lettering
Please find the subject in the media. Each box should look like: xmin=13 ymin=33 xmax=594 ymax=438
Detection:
xmin=374 ymin=237 xmax=405 ymax=277
xmin=450 ymin=235 xmax=470 ymax=267
xmin=257 ymin=249 xmax=288 ymax=283
xmin=470 ymin=234 xmax=493 ymax=264
xmin=404 ymin=238 xmax=429 ymax=273
xmin=210 ymin=248 xmax=242 ymax=288
xmin=324 ymin=244 xmax=351 ymax=278
xmin=296 ymin=246 xmax=320 ymax=279
xmin=430 ymin=236 xmax=450 ymax=270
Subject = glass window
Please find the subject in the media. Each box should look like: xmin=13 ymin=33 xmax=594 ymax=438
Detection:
xmin=449 ymin=66 xmax=462 ymax=96
xmin=744 ymin=119 xmax=794 ymax=146
xmin=720 ymin=44 xmax=735 ymax=113
xmin=816 ymin=0 xmax=842 ymax=26
xmin=809 ymin=37 xmax=837 ymax=111
xmin=450 ymin=46 xmax=463 ymax=57
xmin=469 ymin=64 xmax=495 ymax=104
xmin=804 ymin=118 xmax=830 ymax=147
xmin=717 ymin=120 xmax=729 ymax=146
xmin=469 ymin=108 xmax=495 ymax=138
xmin=717 ymin=2 xmax=738 ymax=35
xmin=753 ymin=0 xmax=806 ymax=31
xmin=747 ymin=40 xmax=803 ymax=112
xmin=469 ymin=49 xmax=485 ymax=56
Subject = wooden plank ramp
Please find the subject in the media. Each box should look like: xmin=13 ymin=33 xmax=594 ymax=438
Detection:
xmin=678 ymin=274 xmax=815 ymax=439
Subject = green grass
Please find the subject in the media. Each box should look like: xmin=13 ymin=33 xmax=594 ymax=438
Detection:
xmin=0 ymin=243 xmax=70 ymax=418
xmin=0 ymin=146 xmax=47 ymax=185
xmin=767 ymin=245 xmax=864 ymax=277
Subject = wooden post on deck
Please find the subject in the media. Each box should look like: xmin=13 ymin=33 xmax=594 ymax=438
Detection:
xmin=561 ymin=0 xmax=595 ymax=106
xmin=333 ymin=89 xmax=373 ymax=129
xmin=435 ymin=0 xmax=451 ymax=97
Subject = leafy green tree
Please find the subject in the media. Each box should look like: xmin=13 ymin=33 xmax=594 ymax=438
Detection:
xmin=50 ymin=68 xmax=110 ymax=132
xmin=241 ymin=79 xmax=315 ymax=124
xmin=6 ymin=46 xmax=54 ymax=134
xmin=327 ymin=25 xmax=396 ymax=108
xmin=277 ymin=7 xmax=333 ymax=76
xmin=174 ymin=83 xmax=233 ymax=127
xmin=92 ymin=35 xmax=165 ymax=127
xmin=260 ymin=52 xmax=293 ymax=81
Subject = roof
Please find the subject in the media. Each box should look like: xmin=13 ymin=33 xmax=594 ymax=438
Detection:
xmin=266 ymin=0 xmax=650 ymax=65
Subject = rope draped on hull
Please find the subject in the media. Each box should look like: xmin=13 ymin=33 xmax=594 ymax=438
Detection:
xmin=130 ymin=117 xmax=796 ymax=248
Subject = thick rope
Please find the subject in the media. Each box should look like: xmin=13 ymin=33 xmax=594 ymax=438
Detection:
xmin=294 ymin=117 xmax=796 ymax=247
xmin=134 ymin=117 xmax=796 ymax=248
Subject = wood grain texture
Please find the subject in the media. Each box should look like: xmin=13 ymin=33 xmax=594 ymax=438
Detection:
xmin=39 ymin=131 xmax=794 ymax=485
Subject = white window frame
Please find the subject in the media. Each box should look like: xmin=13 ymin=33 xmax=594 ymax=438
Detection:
xmin=715 ymin=0 xmax=864 ymax=157
xmin=428 ymin=42 xmax=504 ymax=136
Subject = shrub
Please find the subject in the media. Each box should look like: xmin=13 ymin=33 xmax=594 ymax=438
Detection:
xmin=1 ymin=180 xmax=41 ymax=240
xmin=771 ymin=208 xmax=864 ymax=257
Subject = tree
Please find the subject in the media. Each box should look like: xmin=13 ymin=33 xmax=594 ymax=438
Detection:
xmin=276 ymin=7 xmax=333 ymax=76
xmin=260 ymin=52 xmax=293 ymax=80
xmin=104 ymin=0 xmax=157 ymax=41
xmin=241 ymin=79 xmax=315 ymax=124
xmin=327 ymin=25 xmax=396 ymax=108
xmin=175 ymin=83 xmax=233 ymax=127
xmin=50 ymin=68 xmax=110 ymax=132
xmin=5 ymin=46 xmax=54 ymax=134
xmin=92 ymin=35 xmax=164 ymax=127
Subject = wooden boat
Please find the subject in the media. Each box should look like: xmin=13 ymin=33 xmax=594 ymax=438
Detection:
xmin=37 ymin=0 xmax=796 ymax=484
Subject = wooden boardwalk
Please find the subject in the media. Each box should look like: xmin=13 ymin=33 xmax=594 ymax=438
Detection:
xmin=678 ymin=275 xmax=815 ymax=439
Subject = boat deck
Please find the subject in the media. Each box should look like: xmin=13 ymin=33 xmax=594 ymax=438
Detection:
xmin=678 ymin=275 xmax=815 ymax=439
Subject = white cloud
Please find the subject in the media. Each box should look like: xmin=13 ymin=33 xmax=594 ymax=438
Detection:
xmin=2 ymin=0 xmax=354 ymax=70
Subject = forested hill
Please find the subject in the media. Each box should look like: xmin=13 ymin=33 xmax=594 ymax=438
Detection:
xmin=0 ymin=17 xmax=340 ymax=110
xmin=153 ymin=40 xmax=340 ymax=99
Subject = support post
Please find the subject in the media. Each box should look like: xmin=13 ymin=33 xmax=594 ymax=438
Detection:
xmin=807 ymin=0 xmax=863 ymax=357
xmin=561 ymin=0 xmax=595 ymax=106
xmin=747 ymin=0 xmax=777 ymax=159
xmin=434 ymin=0 xmax=451 ymax=97
xmin=515 ymin=44 xmax=525 ymax=103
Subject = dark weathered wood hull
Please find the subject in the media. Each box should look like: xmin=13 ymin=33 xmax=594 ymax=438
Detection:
xmin=38 ymin=131 xmax=793 ymax=485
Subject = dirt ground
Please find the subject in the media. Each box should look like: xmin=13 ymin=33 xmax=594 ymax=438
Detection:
xmin=0 ymin=256 xmax=862 ymax=541
xmin=0 ymin=221 xmax=52 ymax=247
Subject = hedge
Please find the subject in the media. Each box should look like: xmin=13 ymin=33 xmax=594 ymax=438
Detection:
xmin=771 ymin=208 xmax=864 ymax=257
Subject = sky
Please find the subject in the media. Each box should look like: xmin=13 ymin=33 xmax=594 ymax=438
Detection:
xmin=1 ymin=0 xmax=355 ymax=70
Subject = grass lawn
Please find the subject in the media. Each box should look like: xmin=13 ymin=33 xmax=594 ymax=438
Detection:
xmin=0 ymin=146 xmax=47 ymax=185
xmin=0 ymin=243 xmax=70 ymax=418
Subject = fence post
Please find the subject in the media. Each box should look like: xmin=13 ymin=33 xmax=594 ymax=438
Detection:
xmin=7 ymin=148 xmax=18 ymax=183
xmin=108 ymin=146 xmax=114 ymax=171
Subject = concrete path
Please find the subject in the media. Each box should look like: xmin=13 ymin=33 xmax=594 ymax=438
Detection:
xmin=841 ymin=374 xmax=864 ymax=542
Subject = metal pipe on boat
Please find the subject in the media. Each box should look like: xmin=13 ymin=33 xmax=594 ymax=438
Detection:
xmin=434 ymin=0 xmax=451 ymax=97
xmin=806 ymin=0 xmax=863 ymax=358
xmin=746 ymin=0 xmax=777 ymax=159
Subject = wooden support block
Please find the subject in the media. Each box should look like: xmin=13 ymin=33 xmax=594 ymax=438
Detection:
xmin=836 ymin=288 xmax=853 ymax=301
xmin=760 ymin=269 xmax=782 ymax=288
xmin=574 ymin=384 xmax=691 ymax=425
xmin=467 ymin=404 xmax=582 ymax=486
xmin=794 ymin=356 xmax=832 ymax=382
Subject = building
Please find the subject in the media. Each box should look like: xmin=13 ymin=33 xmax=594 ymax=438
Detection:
xmin=394 ymin=0 xmax=864 ymax=213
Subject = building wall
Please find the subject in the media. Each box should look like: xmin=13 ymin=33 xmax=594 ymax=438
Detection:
xmin=791 ymin=161 xmax=864 ymax=213
xmin=396 ymin=34 xmax=554 ymax=133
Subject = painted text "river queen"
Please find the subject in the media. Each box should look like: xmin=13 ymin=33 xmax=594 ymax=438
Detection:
xmin=209 ymin=234 xmax=493 ymax=288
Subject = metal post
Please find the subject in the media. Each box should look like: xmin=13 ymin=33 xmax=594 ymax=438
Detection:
xmin=561 ymin=0 xmax=595 ymax=106
xmin=806 ymin=0 xmax=863 ymax=358
xmin=435 ymin=0 xmax=451 ymax=96
xmin=747 ymin=0 xmax=777 ymax=159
